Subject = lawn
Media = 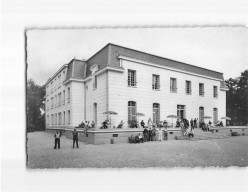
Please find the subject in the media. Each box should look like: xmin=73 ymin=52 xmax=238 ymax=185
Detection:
xmin=27 ymin=131 xmax=248 ymax=168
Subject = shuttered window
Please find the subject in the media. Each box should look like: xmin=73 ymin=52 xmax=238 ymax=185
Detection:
xmin=128 ymin=70 xmax=136 ymax=87
xmin=170 ymin=78 xmax=177 ymax=92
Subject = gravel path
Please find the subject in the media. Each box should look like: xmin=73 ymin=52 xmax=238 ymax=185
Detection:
xmin=27 ymin=131 xmax=248 ymax=168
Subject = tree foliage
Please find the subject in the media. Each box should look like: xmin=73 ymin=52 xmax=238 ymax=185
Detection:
xmin=27 ymin=79 xmax=45 ymax=132
xmin=225 ymin=69 xmax=248 ymax=125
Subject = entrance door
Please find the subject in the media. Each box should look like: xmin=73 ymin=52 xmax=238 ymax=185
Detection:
xmin=153 ymin=103 xmax=160 ymax=124
xmin=199 ymin=107 xmax=204 ymax=123
xmin=213 ymin=108 xmax=218 ymax=124
xmin=177 ymin=105 xmax=185 ymax=119
xmin=94 ymin=103 xmax=97 ymax=125
xmin=128 ymin=101 xmax=136 ymax=124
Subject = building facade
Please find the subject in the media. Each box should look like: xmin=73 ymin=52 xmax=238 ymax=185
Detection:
xmin=45 ymin=43 xmax=228 ymax=129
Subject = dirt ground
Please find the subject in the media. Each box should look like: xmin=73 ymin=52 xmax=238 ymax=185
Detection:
xmin=27 ymin=131 xmax=248 ymax=168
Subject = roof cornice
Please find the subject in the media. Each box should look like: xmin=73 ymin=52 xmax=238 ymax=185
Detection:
xmin=63 ymin=78 xmax=85 ymax=85
xmin=45 ymin=64 xmax=68 ymax=86
xmin=118 ymin=55 xmax=223 ymax=82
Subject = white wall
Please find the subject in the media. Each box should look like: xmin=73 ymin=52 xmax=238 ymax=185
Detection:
xmin=71 ymin=82 xmax=85 ymax=126
xmin=85 ymin=72 xmax=107 ymax=127
xmin=108 ymin=60 xmax=227 ymax=127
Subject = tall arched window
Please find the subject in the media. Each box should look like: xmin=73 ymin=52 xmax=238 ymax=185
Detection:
xmin=128 ymin=101 xmax=136 ymax=124
xmin=153 ymin=103 xmax=160 ymax=124
xmin=199 ymin=107 xmax=204 ymax=123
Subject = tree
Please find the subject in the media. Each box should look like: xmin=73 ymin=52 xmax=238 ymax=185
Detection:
xmin=27 ymin=79 xmax=45 ymax=132
xmin=225 ymin=70 xmax=248 ymax=125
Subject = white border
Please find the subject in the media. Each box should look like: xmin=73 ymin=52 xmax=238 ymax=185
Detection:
xmin=1 ymin=0 xmax=248 ymax=192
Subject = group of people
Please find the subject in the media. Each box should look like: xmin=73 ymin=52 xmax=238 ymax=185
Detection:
xmin=128 ymin=133 xmax=144 ymax=143
xmin=100 ymin=120 xmax=125 ymax=129
xmin=78 ymin=121 xmax=95 ymax=129
xmin=129 ymin=126 xmax=165 ymax=144
xmin=54 ymin=129 xmax=80 ymax=149
xmin=176 ymin=118 xmax=198 ymax=129
xmin=143 ymin=126 xmax=164 ymax=141
xmin=140 ymin=118 xmax=168 ymax=129
xmin=178 ymin=118 xmax=194 ymax=137
xmin=200 ymin=120 xmax=222 ymax=132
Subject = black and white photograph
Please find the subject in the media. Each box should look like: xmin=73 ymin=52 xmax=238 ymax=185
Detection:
xmin=2 ymin=0 xmax=248 ymax=192
xmin=26 ymin=27 xmax=248 ymax=168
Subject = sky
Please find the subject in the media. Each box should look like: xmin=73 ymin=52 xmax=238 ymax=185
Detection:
xmin=27 ymin=27 xmax=248 ymax=85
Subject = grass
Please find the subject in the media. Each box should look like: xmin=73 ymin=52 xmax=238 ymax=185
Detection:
xmin=27 ymin=131 xmax=248 ymax=168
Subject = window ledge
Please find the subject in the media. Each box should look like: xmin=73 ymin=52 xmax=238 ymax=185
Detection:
xmin=185 ymin=93 xmax=192 ymax=95
xmin=170 ymin=91 xmax=177 ymax=93
xmin=153 ymin=89 xmax=160 ymax=91
xmin=127 ymin=86 xmax=137 ymax=88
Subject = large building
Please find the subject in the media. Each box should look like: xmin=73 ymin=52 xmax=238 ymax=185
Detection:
xmin=45 ymin=43 xmax=228 ymax=129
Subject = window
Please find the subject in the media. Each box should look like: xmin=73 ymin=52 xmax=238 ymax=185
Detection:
xmin=153 ymin=103 xmax=160 ymax=124
xmin=213 ymin=86 xmax=218 ymax=98
xmin=51 ymin=82 xmax=53 ymax=93
xmin=46 ymin=100 xmax=49 ymax=110
xmin=63 ymin=90 xmax=65 ymax=105
xmin=51 ymin=114 xmax=54 ymax=125
xmin=55 ymin=79 xmax=57 ymax=91
xmin=170 ymin=78 xmax=177 ymax=92
xmin=185 ymin=80 xmax=192 ymax=95
xmin=68 ymin=87 xmax=70 ymax=103
xmin=128 ymin=70 xmax=136 ymax=87
xmin=46 ymin=85 xmax=49 ymax=96
xmin=68 ymin=110 xmax=70 ymax=124
xmin=63 ymin=71 xmax=65 ymax=81
xmin=55 ymin=113 xmax=57 ymax=125
xmin=58 ymin=93 xmax=61 ymax=106
xmin=152 ymin=75 xmax=160 ymax=90
xmin=58 ymin=112 xmax=62 ymax=125
xmin=177 ymin=105 xmax=185 ymax=119
xmin=51 ymin=97 xmax=54 ymax=109
xmin=213 ymin=108 xmax=218 ymax=124
xmin=58 ymin=75 xmax=61 ymax=88
xmin=93 ymin=75 xmax=97 ymax=89
xmin=55 ymin=95 xmax=57 ymax=107
xmin=128 ymin=101 xmax=136 ymax=124
xmin=199 ymin=107 xmax=204 ymax=123
xmin=63 ymin=111 xmax=65 ymax=125
xmin=47 ymin=115 xmax=49 ymax=125
xmin=199 ymin=83 xmax=204 ymax=96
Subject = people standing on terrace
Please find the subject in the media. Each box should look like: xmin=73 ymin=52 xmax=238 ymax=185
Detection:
xmin=117 ymin=120 xmax=124 ymax=128
xmin=140 ymin=120 xmax=145 ymax=128
xmin=91 ymin=121 xmax=95 ymax=129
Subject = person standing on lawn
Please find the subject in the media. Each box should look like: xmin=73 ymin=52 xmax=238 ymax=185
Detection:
xmin=148 ymin=118 xmax=153 ymax=130
xmin=54 ymin=130 xmax=61 ymax=149
xmin=143 ymin=127 xmax=149 ymax=142
xmin=151 ymin=126 xmax=157 ymax=141
xmin=72 ymin=129 xmax=79 ymax=148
